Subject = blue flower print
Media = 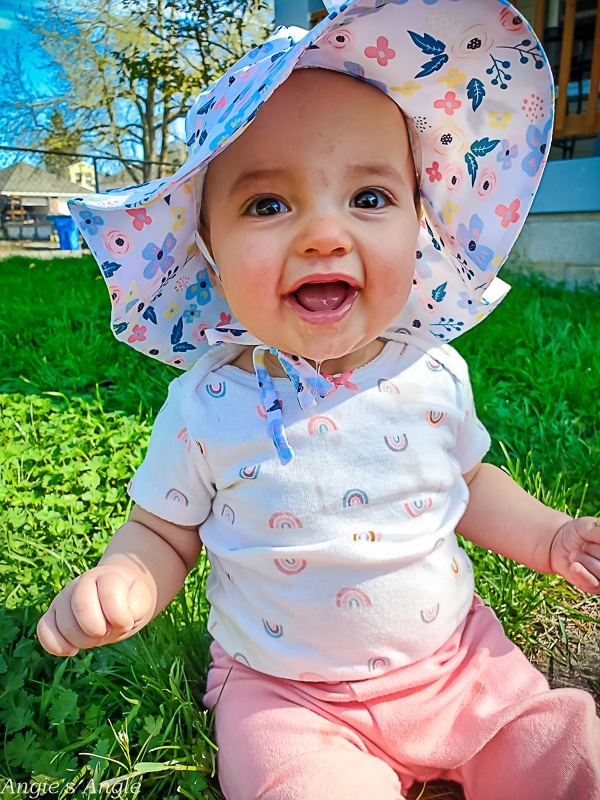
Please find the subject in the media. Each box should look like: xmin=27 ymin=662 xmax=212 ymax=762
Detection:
xmin=247 ymin=40 xmax=275 ymax=60
xmin=455 ymin=214 xmax=494 ymax=271
xmin=458 ymin=291 xmax=480 ymax=316
xmin=521 ymin=119 xmax=552 ymax=177
xmin=497 ymin=139 xmax=518 ymax=170
xmin=78 ymin=209 xmax=104 ymax=236
xmin=415 ymin=244 xmax=442 ymax=279
xmin=185 ymin=269 xmax=212 ymax=304
xmin=183 ymin=304 xmax=203 ymax=323
xmin=142 ymin=233 xmax=176 ymax=279
xmin=209 ymin=114 xmax=245 ymax=151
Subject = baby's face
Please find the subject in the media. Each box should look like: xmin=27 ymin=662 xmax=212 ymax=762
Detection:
xmin=201 ymin=68 xmax=419 ymax=371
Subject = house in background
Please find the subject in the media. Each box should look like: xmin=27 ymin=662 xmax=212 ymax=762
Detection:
xmin=0 ymin=162 xmax=92 ymax=240
xmin=274 ymin=0 xmax=600 ymax=288
xmin=68 ymin=161 xmax=96 ymax=192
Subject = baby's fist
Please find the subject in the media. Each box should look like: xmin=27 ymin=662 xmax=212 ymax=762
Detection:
xmin=37 ymin=566 xmax=154 ymax=656
xmin=551 ymin=516 xmax=600 ymax=594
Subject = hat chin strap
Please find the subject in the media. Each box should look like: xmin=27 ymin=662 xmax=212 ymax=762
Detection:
xmin=194 ymin=230 xmax=223 ymax=284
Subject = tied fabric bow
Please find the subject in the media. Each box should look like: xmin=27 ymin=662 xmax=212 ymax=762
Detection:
xmin=205 ymin=326 xmax=334 ymax=465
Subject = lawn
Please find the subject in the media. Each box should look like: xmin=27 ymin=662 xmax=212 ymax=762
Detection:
xmin=1 ymin=254 xmax=598 ymax=799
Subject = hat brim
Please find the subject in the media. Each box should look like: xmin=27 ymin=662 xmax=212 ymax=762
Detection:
xmin=69 ymin=0 xmax=553 ymax=369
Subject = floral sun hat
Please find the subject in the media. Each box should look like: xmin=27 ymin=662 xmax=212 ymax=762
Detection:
xmin=69 ymin=0 xmax=553 ymax=370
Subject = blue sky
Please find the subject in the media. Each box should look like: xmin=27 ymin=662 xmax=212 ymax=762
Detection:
xmin=0 ymin=0 xmax=48 ymax=88
xmin=0 ymin=0 xmax=38 ymax=45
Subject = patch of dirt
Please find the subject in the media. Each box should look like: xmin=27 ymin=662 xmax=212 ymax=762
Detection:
xmin=0 ymin=239 xmax=83 ymax=259
xmin=531 ymin=598 xmax=600 ymax=714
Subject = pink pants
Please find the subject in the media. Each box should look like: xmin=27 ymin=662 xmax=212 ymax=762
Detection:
xmin=204 ymin=598 xmax=600 ymax=800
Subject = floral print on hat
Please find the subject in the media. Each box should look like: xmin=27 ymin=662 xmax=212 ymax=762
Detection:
xmin=69 ymin=0 xmax=554 ymax=370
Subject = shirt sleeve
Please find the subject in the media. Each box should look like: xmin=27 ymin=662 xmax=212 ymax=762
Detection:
xmin=128 ymin=375 xmax=215 ymax=526
xmin=443 ymin=346 xmax=491 ymax=474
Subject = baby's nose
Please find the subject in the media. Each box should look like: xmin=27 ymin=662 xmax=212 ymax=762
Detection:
xmin=297 ymin=208 xmax=352 ymax=257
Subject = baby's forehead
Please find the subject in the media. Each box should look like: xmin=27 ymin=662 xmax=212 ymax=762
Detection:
xmin=201 ymin=67 xmax=418 ymax=209
xmin=228 ymin=68 xmax=413 ymax=157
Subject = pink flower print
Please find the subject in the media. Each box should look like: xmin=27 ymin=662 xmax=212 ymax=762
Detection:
xmin=192 ymin=322 xmax=209 ymax=342
xmin=500 ymin=7 xmax=525 ymax=31
xmin=126 ymin=207 xmax=153 ymax=231
xmin=166 ymin=355 xmax=187 ymax=368
xmin=108 ymin=283 xmax=123 ymax=306
xmin=476 ymin=167 xmax=498 ymax=199
xmin=445 ymin=162 xmax=463 ymax=192
xmin=322 ymin=29 xmax=352 ymax=49
xmin=217 ymin=312 xmax=232 ymax=327
xmin=495 ymin=198 xmax=521 ymax=228
xmin=142 ymin=233 xmax=176 ymax=279
xmin=103 ymin=229 xmax=131 ymax=256
xmin=497 ymin=139 xmax=518 ymax=170
xmin=420 ymin=296 xmax=440 ymax=315
xmin=127 ymin=324 xmax=147 ymax=344
xmin=433 ymin=91 xmax=461 ymax=116
xmin=425 ymin=161 xmax=442 ymax=182
xmin=364 ymin=36 xmax=396 ymax=67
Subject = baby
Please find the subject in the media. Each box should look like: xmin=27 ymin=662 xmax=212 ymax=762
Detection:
xmin=38 ymin=2 xmax=600 ymax=799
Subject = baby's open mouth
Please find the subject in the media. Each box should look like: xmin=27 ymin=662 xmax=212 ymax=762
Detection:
xmin=292 ymin=281 xmax=353 ymax=312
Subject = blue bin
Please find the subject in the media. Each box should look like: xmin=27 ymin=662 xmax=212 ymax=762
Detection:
xmin=50 ymin=216 xmax=80 ymax=251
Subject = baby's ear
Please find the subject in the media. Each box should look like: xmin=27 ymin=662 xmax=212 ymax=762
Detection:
xmin=415 ymin=194 xmax=423 ymax=220
xmin=198 ymin=223 xmax=227 ymax=300
xmin=206 ymin=262 xmax=227 ymax=300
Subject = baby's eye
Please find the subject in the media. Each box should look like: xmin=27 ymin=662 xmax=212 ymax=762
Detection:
xmin=351 ymin=189 xmax=390 ymax=210
xmin=247 ymin=197 xmax=289 ymax=216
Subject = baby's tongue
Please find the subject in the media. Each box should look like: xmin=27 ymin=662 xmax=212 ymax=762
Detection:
xmin=294 ymin=281 xmax=348 ymax=312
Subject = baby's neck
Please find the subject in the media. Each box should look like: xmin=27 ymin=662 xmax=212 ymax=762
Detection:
xmin=231 ymin=339 xmax=386 ymax=377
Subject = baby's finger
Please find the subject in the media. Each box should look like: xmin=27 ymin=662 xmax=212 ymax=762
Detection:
xmin=37 ymin=609 xmax=80 ymax=657
xmin=580 ymin=518 xmax=600 ymax=544
xmin=569 ymin=559 xmax=600 ymax=594
xmin=96 ymin=571 xmax=136 ymax=631
xmin=127 ymin=579 xmax=154 ymax=624
xmin=69 ymin=573 xmax=110 ymax=638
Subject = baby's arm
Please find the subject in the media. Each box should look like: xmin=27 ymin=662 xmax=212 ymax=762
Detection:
xmin=458 ymin=462 xmax=600 ymax=594
xmin=37 ymin=505 xmax=202 ymax=656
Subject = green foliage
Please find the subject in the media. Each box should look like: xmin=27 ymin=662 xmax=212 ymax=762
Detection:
xmin=455 ymin=271 xmax=600 ymax=514
xmin=0 ymin=256 xmax=598 ymax=797
xmin=0 ymin=604 xmax=221 ymax=799
xmin=0 ymin=256 xmax=174 ymax=417
xmin=0 ymin=392 xmax=151 ymax=609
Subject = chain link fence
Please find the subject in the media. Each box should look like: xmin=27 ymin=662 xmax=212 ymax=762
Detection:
xmin=0 ymin=145 xmax=180 ymax=244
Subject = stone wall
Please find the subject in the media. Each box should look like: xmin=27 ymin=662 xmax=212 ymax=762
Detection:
xmin=506 ymin=211 xmax=600 ymax=290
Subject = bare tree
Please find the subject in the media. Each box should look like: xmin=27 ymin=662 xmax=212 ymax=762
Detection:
xmin=2 ymin=0 xmax=272 ymax=182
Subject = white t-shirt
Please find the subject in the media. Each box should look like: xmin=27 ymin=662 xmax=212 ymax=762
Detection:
xmin=129 ymin=335 xmax=490 ymax=681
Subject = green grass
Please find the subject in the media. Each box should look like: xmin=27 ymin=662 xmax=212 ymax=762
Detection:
xmin=1 ymin=255 xmax=598 ymax=798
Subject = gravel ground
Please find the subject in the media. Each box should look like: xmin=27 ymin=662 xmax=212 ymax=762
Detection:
xmin=0 ymin=239 xmax=83 ymax=259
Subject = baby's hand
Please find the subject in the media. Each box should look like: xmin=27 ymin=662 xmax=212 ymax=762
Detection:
xmin=37 ymin=565 xmax=155 ymax=656
xmin=550 ymin=517 xmax=600 ymax=594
